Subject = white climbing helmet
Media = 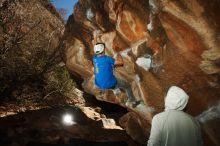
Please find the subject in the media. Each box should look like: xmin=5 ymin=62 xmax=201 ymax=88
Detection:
xmin=94 ymin=43 xmax=105 ymax=54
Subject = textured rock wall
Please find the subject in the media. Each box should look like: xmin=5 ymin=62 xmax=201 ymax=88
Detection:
xmin=63 ymin=0 xmax=220 ymax=145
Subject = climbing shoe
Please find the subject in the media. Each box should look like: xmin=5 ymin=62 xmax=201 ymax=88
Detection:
xmin=112 ymin=88 xmax=121 ymax=96
xmin=125 ymin=99 xmax=142 ymax=108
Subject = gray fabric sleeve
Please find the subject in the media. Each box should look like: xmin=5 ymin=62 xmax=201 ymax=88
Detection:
xmin=147 ymin=115 xmax=161 ymax=146
xmin=195 ymin=120 xmax=203 ymax=146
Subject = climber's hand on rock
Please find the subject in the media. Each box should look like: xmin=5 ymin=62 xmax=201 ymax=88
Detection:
xmin=114 ymin=53 xmax=124 ymax=66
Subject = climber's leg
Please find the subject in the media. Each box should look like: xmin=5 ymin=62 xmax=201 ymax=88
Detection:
xmin=115 ymin=78 xmax=136 ymax=101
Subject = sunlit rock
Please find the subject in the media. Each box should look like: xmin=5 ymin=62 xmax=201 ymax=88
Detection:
xmin=136 ymin=57 xmax=152 ymax=71
xmin=63 ymin=0 xmax=220 ymax=145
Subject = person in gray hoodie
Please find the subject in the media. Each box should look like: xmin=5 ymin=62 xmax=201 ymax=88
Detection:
xmin=147 ymin=86 xmax=203 ymax=146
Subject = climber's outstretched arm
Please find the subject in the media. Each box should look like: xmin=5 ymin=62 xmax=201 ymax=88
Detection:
xmin=114 ymin=53 xmax=124 ymax=66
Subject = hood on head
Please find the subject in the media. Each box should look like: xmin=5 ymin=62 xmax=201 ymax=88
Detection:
xmin=165 ymin=86 xmax=189 ymax=111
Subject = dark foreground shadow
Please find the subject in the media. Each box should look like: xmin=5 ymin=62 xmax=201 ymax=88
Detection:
xmin=27 ymin=138 xmax=128 ymax=146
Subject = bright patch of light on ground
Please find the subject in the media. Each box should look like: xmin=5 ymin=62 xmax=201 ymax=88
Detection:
xmin=62 ymin=113 xmax=75 ymax=125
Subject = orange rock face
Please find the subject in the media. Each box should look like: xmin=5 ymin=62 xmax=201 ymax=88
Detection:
xmin=63 ymin=0 xmax=220 ymax=145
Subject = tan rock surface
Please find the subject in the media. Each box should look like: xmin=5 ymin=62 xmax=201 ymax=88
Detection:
xmin=63 ymin=0 xmax=220 ymax=145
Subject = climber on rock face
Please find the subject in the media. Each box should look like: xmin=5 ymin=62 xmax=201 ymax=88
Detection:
xmin=92 ymin=43 xmax=140 ymax=107
xmin=147 ymin=86 xmax=203 ymax=146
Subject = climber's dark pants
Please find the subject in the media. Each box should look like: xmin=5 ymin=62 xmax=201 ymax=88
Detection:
xmin=114 ymin=78 xmax=136 ymax=101
xmin=95 ymin=78 xmax=136 ymax=101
